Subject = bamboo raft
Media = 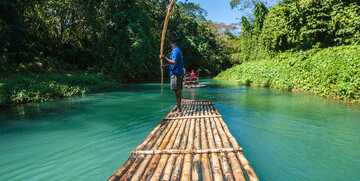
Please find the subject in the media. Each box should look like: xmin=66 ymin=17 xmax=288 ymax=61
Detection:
xmin=183 ymin=82 xmax=206 ymax=89
xmin=109 ymin=100 xmax=258 ymax=181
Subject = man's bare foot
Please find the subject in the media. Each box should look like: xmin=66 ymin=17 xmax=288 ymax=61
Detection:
xmin=172 ymin=109 xmax=182 ymax=115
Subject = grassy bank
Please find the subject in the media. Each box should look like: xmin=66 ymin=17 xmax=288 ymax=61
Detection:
xmin=215 ymin=45 xmax=360 ymax=103
xmin=0 ymin=73 xmax=119 ymax=106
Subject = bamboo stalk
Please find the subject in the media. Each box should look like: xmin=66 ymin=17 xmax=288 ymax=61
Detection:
xmin=210 ymin=104 xmax=259 ymax=181
xmin=200 ymin=108 xmax=213 ymax=181
xmin=108 ymin=156 xmax=136 ymax=181
xmin=204 ymin=105 xmax=224 ymax=181
xmin=162 ymin=104 xmax=193 ymax=180
xmin=151 ymin=103 xmax=193 ymax=181
xmin=213 ymin=117 xmax=246 ymax=181
xmin=139 ymin=121 xmax=179 ymax=181
xmin=135 ymin=121 xmax=166 ymax=151
xmin=109 ymin=121 xmax=170 ymax=181
xmin=129 ymin=120 xmax=176 ymax=181
xmin=235 ymin=152 xmax=259 ymax=181
xmin=163 ymin=115 xmax=222 ymax=120
xmin=160 ymin=0 xmax=177 ymax=94
xmin=180 ymin=114 xmax=196 ymax=181
xmin=124 ymin=121 xmax=173 ymax=181
xmin=131 ymin=148 xmax=242 ymax=155
xmin=170 ymin=105 xmax=194 ymax=180
xmin=140 ymin=107 xmax=186 ymax=180
xmin=150 ymin=118 xmax=184 ymax=181
xmin=192 ymin=105 xmax=201 ymax=181
xmin=162 ymin=120 xmax=189 ymax=180
xmin=209 ymin=114 xmax=235 ymax=181
xmin=140 ymin=104 xmax=190 ymax=181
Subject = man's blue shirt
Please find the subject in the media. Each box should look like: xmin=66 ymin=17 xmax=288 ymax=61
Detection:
xmin=169 ymin=46 xmax=184 ymax=76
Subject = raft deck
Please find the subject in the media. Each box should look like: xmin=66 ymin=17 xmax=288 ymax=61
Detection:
xmin=109 ymin=100 xmax=258 ymax=181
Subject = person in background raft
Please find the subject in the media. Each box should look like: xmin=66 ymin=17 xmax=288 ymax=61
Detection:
xmin=190 ymin=70 xmax=196 ymax=77
xmin=160 ymin=38 xmax=185 ymax=114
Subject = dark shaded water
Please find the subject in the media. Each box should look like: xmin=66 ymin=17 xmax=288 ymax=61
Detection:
xmin=0 ymin=79 xmax=359 ymax=180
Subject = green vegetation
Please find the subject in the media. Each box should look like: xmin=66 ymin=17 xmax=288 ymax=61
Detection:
xmin=0 ymin=73 xmax=117 ymax=106
xmin=216 ymin=0 xmax=360 ymax=103
xmin=1 ymin=0 xmax=359 ymax=105
xmin=216 ymin=45 xmax=360 ymax=103
xmin=0 ymin=0 xmax=230 ymax=106
xmin=226 ymin=0 xmax=360 ymax=64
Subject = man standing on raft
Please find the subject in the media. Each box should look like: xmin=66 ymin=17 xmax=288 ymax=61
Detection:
xmin=160 ymin=38 xmax=184 ymax=114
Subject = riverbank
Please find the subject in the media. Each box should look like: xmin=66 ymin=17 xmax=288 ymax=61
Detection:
xmin=0 ymin=73 xmax=119 ymax=106
xmin=215 ymin=45 xmax=360 ymax=103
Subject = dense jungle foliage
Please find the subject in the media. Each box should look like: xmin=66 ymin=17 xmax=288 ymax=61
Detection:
xmin=0 ymin=0 xmax=229 ymax=105
xmin=216 ymin=45 xmax=360 ymax=103
xmin=218 ymin=0 xmax=360 ymax=102
xmin=227 ymin=0 xmax=360 ymax=64
xmin=1 ymin=0 xmax=359 ymax=105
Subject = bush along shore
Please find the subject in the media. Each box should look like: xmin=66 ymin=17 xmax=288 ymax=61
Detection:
xmin=215 ymin=45 xmax=360 ymax=103
xmin=0 ymin=73 xmax=119 ymax=106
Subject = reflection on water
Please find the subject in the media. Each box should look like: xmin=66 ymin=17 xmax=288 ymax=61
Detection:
xmin=0 ymin=79 xmax=359 ymax=180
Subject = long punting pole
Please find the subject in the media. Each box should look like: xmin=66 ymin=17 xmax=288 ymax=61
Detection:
xmin=160 ymin=0 xmax=177 ymax=94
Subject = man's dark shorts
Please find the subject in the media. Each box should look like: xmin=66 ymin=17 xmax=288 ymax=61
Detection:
xmin=170 ymin=74 xmax=184 ymax=90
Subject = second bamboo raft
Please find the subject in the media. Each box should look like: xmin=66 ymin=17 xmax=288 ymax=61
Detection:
xmin=109 ymin=100 xmax=259 ymax=181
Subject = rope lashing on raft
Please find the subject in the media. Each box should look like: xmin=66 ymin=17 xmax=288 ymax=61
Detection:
xmin=160 ymin=0 xmax=177 ymax=94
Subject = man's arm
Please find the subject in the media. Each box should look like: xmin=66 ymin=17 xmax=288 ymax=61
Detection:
xmin=159 ymin=55 xmax=178 ymax=66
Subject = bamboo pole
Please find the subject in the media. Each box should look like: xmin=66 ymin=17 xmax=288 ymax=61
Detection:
xmin=109 ymin=120 xmax=170 ymax=181
xmin=209 ymin=114 xmax=235 ymax=181
xmin=129 ymin=120 xmax=176 ymax=181
xmin=129 ymin=103 xmax=186 ymax=181
xmin=140 ymin=104 xmax=189 ymax=181
xmin=162 ymin=121 xmax=188 ymax=180
xmin=108 ymin=156 xmax=136 ymax=181
xmin=162 ymin=104 xmax=193 ymax=180
xmin=204 ymin=105 xmax=224 ymax=181
xmin=160 ymin=0 xmax=177 ymax=94
xmin=213 ymin=117 xmax=246 ymax=181
xmin=123 ymin=120 xmax=174 ymax=181
xmin=192 ymin=104 xmax=201 ymax=181
xmin=180 ymin=111 xmax=196 ymax=181
xmin=119 ymin=122 xmax=169 ymax=181
xmin=139 ymin=121 xmax=179 ymax=181
xmin=210 ymin=104 xmax=259 ymax=181
xmin=163 ymin=115 xmax=222 ymax=120
xmin=150 ymin=118 xmax=184 ymax=181
xmin=140 ymin=109 xmax=184 ymax=180
xmin=135 ymin=121 xmax=165 ymax=151
xmin=131 ymin=148 xmax=242 ymax=155
xmin=200 ymin=108 xmax=213 ymax=181
xmin=170 ymin=105 xmax=194 ymax=180
xmin=151 ymin=103 xmax=193 ymax=181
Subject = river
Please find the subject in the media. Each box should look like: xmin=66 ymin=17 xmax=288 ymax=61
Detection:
xmin=0 ymin=79 xmax=359 ymax=180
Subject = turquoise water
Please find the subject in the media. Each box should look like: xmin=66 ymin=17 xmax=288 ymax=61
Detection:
xmin=0 ymin=79 xmax=359 ymax=180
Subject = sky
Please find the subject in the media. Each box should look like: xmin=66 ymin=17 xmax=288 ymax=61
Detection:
xmin=179 ymin=0 xmax=281 ymax=26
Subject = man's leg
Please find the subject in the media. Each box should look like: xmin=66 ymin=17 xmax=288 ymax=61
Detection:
xmin=175 ymin=90 xmax=182 ymax=112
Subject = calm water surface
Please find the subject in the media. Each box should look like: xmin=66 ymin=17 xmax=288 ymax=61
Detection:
xmin=0 ymin=79 xmax=359 ymax=180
